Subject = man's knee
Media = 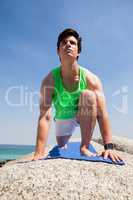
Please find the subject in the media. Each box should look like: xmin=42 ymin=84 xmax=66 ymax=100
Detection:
xmin=79 ymin=90 xmax=97 ymax=107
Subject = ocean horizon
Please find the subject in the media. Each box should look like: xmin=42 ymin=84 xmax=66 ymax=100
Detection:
xmin=0 ymin=133 xmax=79 ymax=161
xmin=0 ymin=144 xmax=36 ymax=161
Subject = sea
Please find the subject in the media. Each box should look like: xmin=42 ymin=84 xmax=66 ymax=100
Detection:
xmin=0 ymin=144 xmax=35 ymax=161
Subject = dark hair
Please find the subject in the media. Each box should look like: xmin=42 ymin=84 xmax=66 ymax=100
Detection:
xmin=57 ymin=28 xmax=82 ymax=53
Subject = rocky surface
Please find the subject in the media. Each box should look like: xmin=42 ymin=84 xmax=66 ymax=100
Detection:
xmin=93 ymin=135 xmax=133 ymax=155
xmin=0 ymin=160 xmax=14 ymax=168
xmin=0 ymin=136 xmax=133 ymax=200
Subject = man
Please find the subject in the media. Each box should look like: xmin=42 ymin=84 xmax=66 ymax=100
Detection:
xmin=33 ymin=28 xmax=122 ymax=162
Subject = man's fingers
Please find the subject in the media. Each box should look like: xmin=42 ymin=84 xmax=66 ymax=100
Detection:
xmin=32 ymin=152 xmax=48 ymax=161
xmin=115 ymin=154 xmax=123 ymax=161
xmin=97 ymin=150 xmax=123 ymax=162
xmin=103 ymin=150 xmax=116 ymax=161
xmin=105 ymin=150 xmax=123 ymax=162
xmin=97 ymin=151 xmax=103 ymax=157
xmin=91 ymin=153 xmax=97 ymax=157
xmin=32 ymin=156 xmax=38 ymax=161
xmin=103 ymin=150 xmax=117 ymax=161
xmin=113 ymin=155 xmax=120 ymax=162
xmin=111 ymin=153 xmax=123 ymax=162
xmin=118 ymin=155 xmax=123 ymax=161
xmin=109 ymin=154 xmax=116 ymax=162
xmin=103 ymin=151 xmax=109 ymax=159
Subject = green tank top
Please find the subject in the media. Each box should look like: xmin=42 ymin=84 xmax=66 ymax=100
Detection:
xmin=52 ymin=66 xmax=88 ymax=119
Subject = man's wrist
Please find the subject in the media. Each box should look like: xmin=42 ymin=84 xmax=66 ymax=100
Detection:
xmin=104 ymin=143 xmax=114 ymax=150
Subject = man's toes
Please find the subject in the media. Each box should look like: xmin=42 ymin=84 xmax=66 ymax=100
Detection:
xmin=80 ymin=150 xmax=96 ymax=157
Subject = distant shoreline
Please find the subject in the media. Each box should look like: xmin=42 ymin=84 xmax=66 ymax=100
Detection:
xmin=0 ymin=144 xmax=35 ymax=162
xmin=1 ymin=135 xmax=133 ymax=168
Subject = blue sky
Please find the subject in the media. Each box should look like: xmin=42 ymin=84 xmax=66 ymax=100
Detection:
xmin=0 ymin=0 xmax=133 ymax=145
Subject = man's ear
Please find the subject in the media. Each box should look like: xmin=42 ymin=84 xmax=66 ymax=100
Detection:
xmin=77 ymin=52 xmax=80 ymax=60
xmin=77 ymin=52 xmax=80 ymax=57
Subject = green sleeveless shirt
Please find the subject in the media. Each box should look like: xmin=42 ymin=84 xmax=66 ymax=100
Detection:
xmin=52 ymin=66 xmax=88 ymax=119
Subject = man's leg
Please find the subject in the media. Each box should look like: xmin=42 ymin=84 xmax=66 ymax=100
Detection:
xmin=77 ymin=90 xmax=97 ymax=156
xmin=56 ymin=135 xmax=72 ymax=148
xmin=55 ymin=118 xmax=77 ymax=148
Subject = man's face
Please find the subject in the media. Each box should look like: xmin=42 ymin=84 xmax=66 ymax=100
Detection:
xmin=57 ymin=36 xmax=80 ymax=61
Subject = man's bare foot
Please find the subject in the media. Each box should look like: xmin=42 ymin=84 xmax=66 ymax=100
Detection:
xmin=80 ymin=147 xmax=96 ymax=157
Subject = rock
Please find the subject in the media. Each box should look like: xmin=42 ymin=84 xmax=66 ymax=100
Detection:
xmin=93 ymin=135 xmax=133 ymax=154
xmin=0 ymin=160 xmax=14 ymax=168
xmin=0 ymin=137 xmax=133 ymax=200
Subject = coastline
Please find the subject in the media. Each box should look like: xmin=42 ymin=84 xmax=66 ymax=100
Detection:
xmin=0 ymin=144 xmax=35 ymax=167
xmin=1 ymin=135 xmax=133 ymax=168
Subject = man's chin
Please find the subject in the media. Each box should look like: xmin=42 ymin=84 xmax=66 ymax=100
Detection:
xmin=64 ymin=54 xmax=75 ymax=59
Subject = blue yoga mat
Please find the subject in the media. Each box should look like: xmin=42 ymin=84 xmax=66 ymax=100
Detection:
xmin=45 ymin=142 xmax=125 ymax=165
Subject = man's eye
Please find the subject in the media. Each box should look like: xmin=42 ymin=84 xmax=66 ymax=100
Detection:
xmin=62 ymin=41 xmax=67 ymax=45
xmin=70 ymin=41 xmax=76 ymax=45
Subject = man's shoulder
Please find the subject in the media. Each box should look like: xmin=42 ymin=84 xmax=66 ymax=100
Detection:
xmin=51 ymin=65 xmax=60 ymax=73
xmin=80 ymin=66 xmax=102 ymax=90
xmin=80 ymin=66 xmax=98 ymax=80
xmin=41 ymin=72 xmax=54 ymax=87
xmin=41 ymin=66 xmax=60 ymax=87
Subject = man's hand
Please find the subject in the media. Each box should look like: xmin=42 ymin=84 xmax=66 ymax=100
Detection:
xmin=97 ymin=149 xmax=123 ymax=162
xmin=32 ymin=151 xmax=48 ymax=161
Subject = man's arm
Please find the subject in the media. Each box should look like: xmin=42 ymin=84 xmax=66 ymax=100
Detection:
xmin=85 ymin=70 xmax=112 ymax=143
xmin=33 ymin=72 xmax=54 ymax=160
xmin=88 ymin=75 xmax=112 ymax=144
xmin=85 ymin=70 xmax=122 ymax=161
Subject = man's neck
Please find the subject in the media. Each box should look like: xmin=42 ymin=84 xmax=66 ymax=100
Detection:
xmin=61 ymin=60 xmax=80 ymax=79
